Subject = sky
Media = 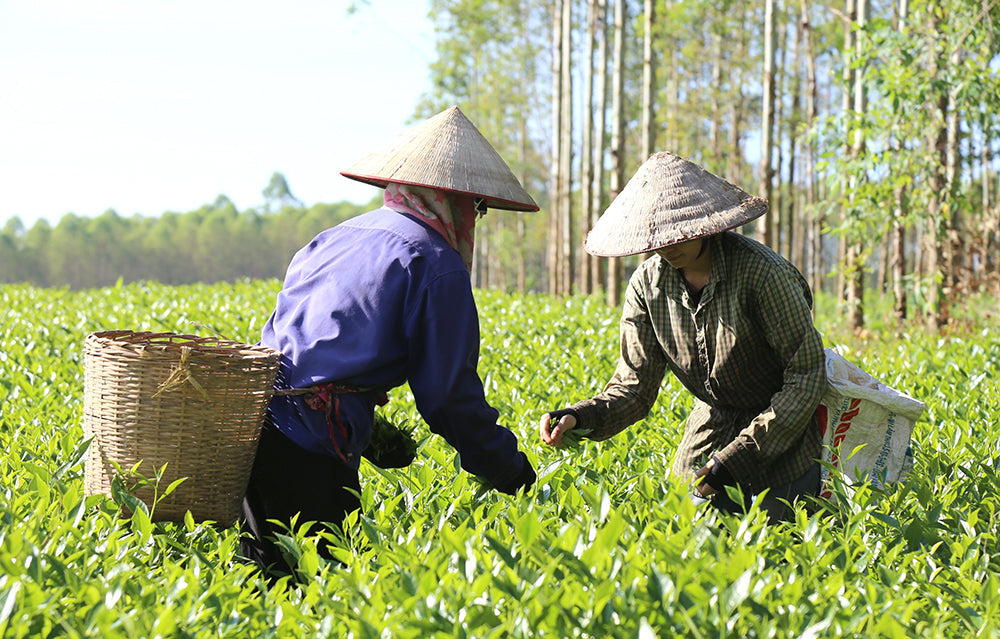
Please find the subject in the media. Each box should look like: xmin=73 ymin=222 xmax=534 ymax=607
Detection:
xmin=0 ymin=0 xmax=436 ymax=228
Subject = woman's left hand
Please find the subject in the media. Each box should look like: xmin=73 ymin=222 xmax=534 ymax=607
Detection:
xmin=539 ymin=410 xmax=577 ymax=447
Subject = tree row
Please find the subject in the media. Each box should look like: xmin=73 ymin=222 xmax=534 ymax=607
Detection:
xmin=418 ymin=0 xmax=1000 ymax=330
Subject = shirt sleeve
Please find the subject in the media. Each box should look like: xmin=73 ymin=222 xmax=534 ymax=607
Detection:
xmin=713 ymin=265 xmax=827 ymax=482
xmin=571 ymin=272 xmax=668 ymax=440
xmin=404 ymin=271 xmax=530 ymax=492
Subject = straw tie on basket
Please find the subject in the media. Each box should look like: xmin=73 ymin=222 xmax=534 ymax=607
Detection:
xmin=152 ymin=346 xmax=208 ymax=399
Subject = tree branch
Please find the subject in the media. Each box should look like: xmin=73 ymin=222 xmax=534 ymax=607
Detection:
xmin=953 ymin=0 xmax=999 ymax=54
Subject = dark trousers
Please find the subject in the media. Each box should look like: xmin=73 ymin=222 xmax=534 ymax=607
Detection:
xmin=240 ymin=425 xmax=361 ymax=578
xmin=695 ymin=461 xmax=821 ymax=524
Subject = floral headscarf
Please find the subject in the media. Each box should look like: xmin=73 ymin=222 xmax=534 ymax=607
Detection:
xmin=383 ymin=183 xmax=481 ymax=272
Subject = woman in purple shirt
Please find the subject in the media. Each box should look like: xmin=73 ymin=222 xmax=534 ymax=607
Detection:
xmin=241 ymin=107 xmax=538 ymax=578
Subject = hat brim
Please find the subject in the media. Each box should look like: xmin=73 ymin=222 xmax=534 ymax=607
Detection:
xmin=340 ymin=172 xmax=540 ymax=212
xmin=584 ymin=199 xmax=768 ymax=257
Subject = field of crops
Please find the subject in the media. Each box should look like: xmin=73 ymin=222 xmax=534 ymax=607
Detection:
xmin=1 ymin=280 xmax=998 ymax=637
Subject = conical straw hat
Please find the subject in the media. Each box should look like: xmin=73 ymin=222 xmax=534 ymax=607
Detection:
xmin=341 ymin=106 xmax=539 ymax=212
xmin=584 ymin=152 xmax=768 ymax=257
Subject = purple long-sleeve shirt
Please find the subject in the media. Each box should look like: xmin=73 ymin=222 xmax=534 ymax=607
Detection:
xmin=260 ymin=207 xmax=527 ymax=490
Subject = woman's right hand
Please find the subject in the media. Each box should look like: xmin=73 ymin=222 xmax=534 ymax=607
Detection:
xmin=539 ymin=410 xmax=577 ymax=447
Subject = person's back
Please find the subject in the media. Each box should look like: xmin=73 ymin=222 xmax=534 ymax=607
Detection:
xmin=262 ymin=208 xmax=468 ymax=457
xmin=241 ymin=107 xmax=539 ymax=580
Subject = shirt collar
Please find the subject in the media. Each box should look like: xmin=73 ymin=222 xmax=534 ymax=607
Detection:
xmin=657 ymin=234 xmax=729 ymax=309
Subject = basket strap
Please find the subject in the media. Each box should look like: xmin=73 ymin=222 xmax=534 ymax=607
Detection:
xmin=275 ymin=383 xmax=389 ymax=464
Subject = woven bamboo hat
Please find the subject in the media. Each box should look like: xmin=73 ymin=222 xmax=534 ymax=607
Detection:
xmin=340 ymin=106 xmax=539 ymax=212
xmin=584 ymin=152 xmax=768 ymax=257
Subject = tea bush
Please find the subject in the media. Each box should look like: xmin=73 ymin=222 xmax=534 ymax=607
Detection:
xmin=0 ymin=281 xmax=997 ymax=637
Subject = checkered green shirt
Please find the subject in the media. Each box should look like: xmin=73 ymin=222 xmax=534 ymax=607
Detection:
xmin=571 ymin=231 xmax=826 ymax=490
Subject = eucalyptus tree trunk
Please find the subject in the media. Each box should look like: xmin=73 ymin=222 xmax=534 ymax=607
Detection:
xmin=490 ymin=218 xmax=504 ymax=289
xmin=591 ymin=0 xmax=609 ymax=295
xmin=801 ymin=0 xmax=821 ymax=297
xmin=580 ymin=0 xmax=597 ymax=295
xmin=548 ymin=0 xmax=563 ymax=296
xmin=789 ymin=9 xmax=804 ymax=268
xmin=891 ymin=182 xmax=908 ymax=321
xmin=924 ymin=124 xmax=948 ymax=331
xmin=984 ymin=118 xmax=999 ymax=293
xmin=923 ymin=6 xmax=948 ymax=331
xmin=665 ymin=1 xmax=679 ymax=152
xmin=641 ymin=0 xmax=655 ymax=159
xmin=878 ymin=216 xmax=891 ymax=295
xmin=775 ymin=22 xmax=787 ymax=258
xmin=945 ymin=44 xmax=962 ymax=300
xmin=607 ymin=0 xmax=626 ymax=307
xmin=473 ymin=231 xmax=485 ymax=289
xmin=728 ymin=25 xmax=748 ymax=188
xmin=758 ymin=0 xmax=777 ymax=249
xmin=890 ymin=0 xmax=910 ymax=320
xmin=515 ymin=2 xmax=531 ymax=295
xmin=845 ymin=0 xmax=868 ymax=330
xmin=517 ymin=114 xmax=528 ymax=293
xmin=638 ymin=0 xmax=656 ymax=264
xmin=710 ymin=26 xmax=724 ymax=171
xmin=559 ymin=0 xmax=574 ymax=295
xmin=836 ymin=0 xmax=855 ymax=308
xmin=981 ymin=128 xmax=992 ymax=280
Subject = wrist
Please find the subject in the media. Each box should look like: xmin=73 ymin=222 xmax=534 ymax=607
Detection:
xmin=548 ymin=407 xmax=581 ymax=429
xmin=703 ymin=456 xmax=735 ymax=492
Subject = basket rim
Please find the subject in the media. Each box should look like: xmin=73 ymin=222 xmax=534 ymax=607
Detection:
xmin=86 ymin=329 xmax=280 ymax=359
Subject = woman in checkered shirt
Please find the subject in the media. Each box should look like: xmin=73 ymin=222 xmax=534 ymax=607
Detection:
xmin=540 ymin=152 xmax=826 ymax=523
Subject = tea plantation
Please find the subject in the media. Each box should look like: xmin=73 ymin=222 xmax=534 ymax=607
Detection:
xmin=0 ymin=281 xmax=997 ymax=637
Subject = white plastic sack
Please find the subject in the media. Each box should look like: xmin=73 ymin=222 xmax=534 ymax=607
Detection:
xmin=817 ymin=348 xmax=926 ymax=499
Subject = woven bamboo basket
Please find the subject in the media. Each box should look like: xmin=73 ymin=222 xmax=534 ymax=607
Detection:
xmin=83 ymin=330 xmax=281 ymax=526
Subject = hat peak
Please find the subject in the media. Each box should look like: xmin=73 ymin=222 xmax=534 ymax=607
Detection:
xmin=341 ymin=106 xmax=538 ymax=212
xmin=584 ymin=152 xmax=767 ymax=257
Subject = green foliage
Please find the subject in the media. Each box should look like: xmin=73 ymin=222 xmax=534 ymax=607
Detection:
xmin=0 ymin=199 xmax=371 ymax=290
xmin=420 ymin=1 xmax=549 ymax=205
xmin=363 ymin=410 xmax=418 ymax=469
xmin=810 ymin=0 xmax=1000 ymax=310
xmin=1 ymin=281 xmax=999 ymax=636
xmin=262 ymin=172 xmax=303 ymax=212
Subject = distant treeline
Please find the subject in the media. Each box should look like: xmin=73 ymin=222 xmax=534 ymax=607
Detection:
xmin=0 ymin=197 xmax=378 ymax=289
